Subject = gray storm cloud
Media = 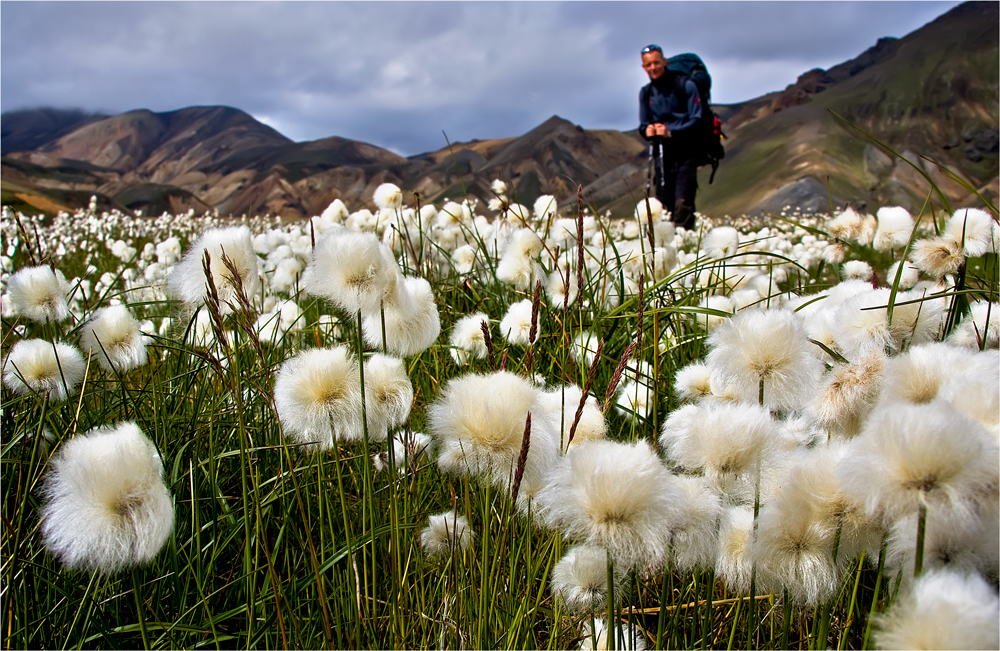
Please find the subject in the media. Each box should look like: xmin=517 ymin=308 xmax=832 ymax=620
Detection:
xmin=1 ymin=1 xmax=962 ymax=155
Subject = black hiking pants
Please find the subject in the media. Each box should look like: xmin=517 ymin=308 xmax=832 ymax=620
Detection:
xmin=651 ymin=139 xmax=698 ymax=230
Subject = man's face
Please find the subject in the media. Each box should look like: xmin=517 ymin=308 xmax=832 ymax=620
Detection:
xmin=642 ymin=51 xmax=666 ymax=80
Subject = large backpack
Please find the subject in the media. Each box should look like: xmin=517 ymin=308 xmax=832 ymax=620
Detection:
xmin=666 ymin=53 xmax=725 ymax=182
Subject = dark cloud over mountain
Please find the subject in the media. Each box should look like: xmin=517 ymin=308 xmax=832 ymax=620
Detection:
xmin=1 ymin=1 xmax=962 ymax=155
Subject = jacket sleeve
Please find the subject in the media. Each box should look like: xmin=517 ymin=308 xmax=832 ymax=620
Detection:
xmin=671 ymin=79 xmax=703 ymax=134
xmin=638 ymin=86 xmax=653 ymax=141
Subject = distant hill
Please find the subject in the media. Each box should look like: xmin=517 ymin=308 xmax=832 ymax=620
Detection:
xmin=2 ymin=1 xmax=996 ymax=220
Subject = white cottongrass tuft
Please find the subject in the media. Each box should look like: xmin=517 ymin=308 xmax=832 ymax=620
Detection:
xmin=273 ymin=346 xmax=363 ymax=449
xmin=832 ymin=287 xmax=945 ymax=359
xmin=944 ymin=207 xmax=996 ymax=258
xmin=808 ymin=351 xmax=885 ymax=438
xmin=40 ymin=421 xmax=174 ymax=573
xmin=534 ymin=194 xmax=557 ymax=222
xmin=168 ymin=226 xmax=261 ymax=314
xmin=500 ymin=299 xmax=539 ymax=345
xmin=429 ymin=371 xmax=558 ymax=497
xmin=715 ymin=505 xmax=755 ymax=594
xmin=420 ymin=510 xmax=474 ymax=558
xmin=669 ymin=475 xmax=723 ymax=572
xmin=363 ymin=276 xmax=441 ymax=357
xmin=536 ymin=439 xmax=682 ymax=570
xmin=696 ymin=295 xmax=734 ymax=331
xmin=878 ymin=342 xmax=977 ymax=406
xmin=673 ymin=362 xmax=713 ymax=401
xmin=838 ymin=402 xmax=999 ymax=521
xmin=3 ymin=339 xmax=86 ymax=402
xmin=706 ymin=308 xmax=823 ymax=412
xmin=372 ymin=182 xmax=403 ymax=211
xmin=841 ymin=260 xmax=873 ymax=281
xmin=948 ymin=299 xmax=999 ymax=350
xmin=496 ymin=229 xmax=544 ymax=290
xmin=873 ymin=569 xmax=999 ymax=650
xmin=571 ymin=331 xmax=600 ymax=368
xmin=449 ymin=312 xmax=490 ymax=364
xmin=301 ymin=230 xmax=398 ymax=316
xmin=885 ymin=260 xmax=920 ymax=290
xmin=550 ymin=544 xmax=615 ymax=612
xmin=373 ymin=431 xmax=432 ymax=474
xmin=753 ymin=484 xmax=838 ymax=606
xmin=362 ymin=354 xmax=413 ymax=441
xmin=536 ymin=384 xmax=607 ymax=448
xmin=702 ymin=226 xmax=740 ymax=259
xmin=78 ymin=305 xmax=149 ymax=373
xmin=579 ymin=617 xmax=647 ymax=651
xmin=660 ymin=401 xmax=777 ymax=499
xmin=909 ymin=235 xmax=964 ymax=279
xmin=872 ymin=206 xmax=914 ymax=251
xmin=6 ymin=265 xmax=72 ymax=322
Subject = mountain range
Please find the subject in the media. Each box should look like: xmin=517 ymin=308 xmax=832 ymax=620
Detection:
xmin=2 ymin=1 xmax=997 ymax=221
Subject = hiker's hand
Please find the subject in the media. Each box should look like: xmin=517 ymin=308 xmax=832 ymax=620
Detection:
xmin=646 ymin=123 xmax=669 ymax=138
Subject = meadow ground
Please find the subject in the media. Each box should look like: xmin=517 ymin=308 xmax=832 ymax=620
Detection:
xmin=2 ymin=185 xmax=998 ymax=650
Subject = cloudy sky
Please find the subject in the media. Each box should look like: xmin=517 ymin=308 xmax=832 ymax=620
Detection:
xmin=2 ymin=1 xmax=962 ymax=156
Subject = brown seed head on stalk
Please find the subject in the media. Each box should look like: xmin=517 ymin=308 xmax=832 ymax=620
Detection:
xmin=644 ymin=189 xmax=656 ymax=278
xmin=481 ymin=318 xmax=495 ymax=368
xmin=201 ymin=250 xmax=230 ymax=352
xmin=604 ymin=340 xmax=638 ymax=415
xmin=525 ymin=278 xmax=542 ymax=375
xmin=220 ymin=249 xmax=269 ymax=363
xmin=636 ymin=274 xmax=645 ymax=353
xmin=511 ymin=412 xmax=532 ymax=503
xmin=568 ymin=339 xmax=604 ymax=447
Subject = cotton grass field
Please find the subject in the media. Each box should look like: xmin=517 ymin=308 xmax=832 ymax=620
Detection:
xmin=2 ymin=179 xmax=998 ymax=650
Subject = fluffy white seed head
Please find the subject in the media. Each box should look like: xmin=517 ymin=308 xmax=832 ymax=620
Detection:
xmin=6 ymin=265 xmax=71 ymax=322
xmin=808 ymin=351 xmax=885 ymax=438
xmin=910 ymin=234 xmax=964 ymax=279
xmin=273 ymin=346 xmax=363 ymax=449
xmin=362 ymin=354 xmax=413 ymax=441
xmin=40 ymin=422 xmax=174 ymax=573
xmin=449 ymin=312 xmax=490 ymax=364
xmin=302 ymin=231 xmax=398 ymax=315
xmin=873 ymin=206 xmax=914 ymax=251
xmin=660 ymin=401 xmax=777 ymax=500
xmin=3 ymin=339 xmax=86 ymax=402
xmin=363 ymin=276 xmax=440 ymax=356
xmin=715 ymin=505 xmax=755 ymax=594
xmin=429 ymin=371 xmax=558 ymax=496
xmin=500 ymin=299 xmax=538 ymax=345
xmin=945 ymin=207 xmax=996 ymax=258
xmin=536 ymin=384 xmax=607 ymax=449
xmin=372 ymin=182 xmax=403 ymax=211
xmin=702 ymin=227 xmax=740 ymax=259
xmin=550 ymin=544 xmax=615 ymax=612
xmin=838 ymin=402 xmax=999 ymax=521
xmin=674 ymin=362 xmax=713 ymax=402
xmin=873 ymin=569 xmax=999 ymax=650
xmin=706 ymin=308 xmax=823 ymax=412
xmin=536 ymin=439 xmax=682 ymax=570
xmin=168 ymin=226 xmax=261 ymax=314
xmin=580 ymin=618 xmax=647 ymax=651
xmin=885 ymin=260 xmax=920 ymax=290
xmin=669 ymin=475 xmax=723 ymax=573
xmin=78 ymin=305 xmax=148 ymax=373
xmin=948 ymin=300 xmax=999 ymax=350
xmin=420 ymin=510 xmax=474 ymax=558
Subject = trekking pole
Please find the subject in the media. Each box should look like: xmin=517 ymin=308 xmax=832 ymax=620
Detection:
xmin=646 ymin=140 xmax=655 ymax=195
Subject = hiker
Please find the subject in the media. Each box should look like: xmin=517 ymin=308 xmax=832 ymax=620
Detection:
xmin=639 ymin=44 xmax=703 ymax=231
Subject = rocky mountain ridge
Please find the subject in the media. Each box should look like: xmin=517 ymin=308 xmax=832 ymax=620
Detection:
xmin=2 ymin=1 xmax=997 ymax=220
